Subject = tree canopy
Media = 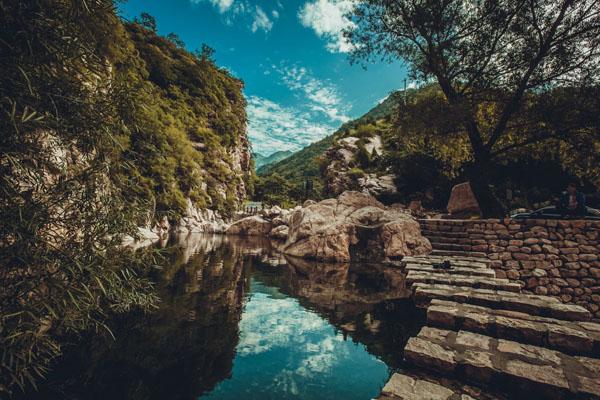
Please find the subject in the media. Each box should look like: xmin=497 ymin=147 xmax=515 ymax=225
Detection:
xmin=345 ymin=0 xmax=600 ymax=216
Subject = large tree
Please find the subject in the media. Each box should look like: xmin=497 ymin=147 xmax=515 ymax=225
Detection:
xmin=345 ymin=0 xmax=600 ymax=216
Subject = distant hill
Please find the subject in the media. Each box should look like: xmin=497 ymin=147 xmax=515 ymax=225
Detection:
xmin=253 ymin=150 xmax=294 ymax=170
xmin=257 ymin=91 xmax=404 ymax=188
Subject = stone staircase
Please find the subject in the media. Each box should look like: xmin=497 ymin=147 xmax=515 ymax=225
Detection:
xmin=377 ymin=254 xmax=600 ymax=400
xmin=418 ymin=219 xmax=488 ymax=259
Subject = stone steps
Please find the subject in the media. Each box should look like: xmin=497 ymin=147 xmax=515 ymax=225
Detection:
xmin=406 ymin=271 xmax=521 ymax=293
xmin=402 ymin=255 xmax=491 ymax=267
xmin=426 ymin=300 xmax=600 ymax=357
xmin=427 ymin=236 xmax=470 ymax=245
xmin=413 ymin=283 xmax=592 ymax=321
xmin=431 ymin=249 xmax=488 ymax=258
xmin=421 ymin=230 xmax=469 ymax=239
xmin=406 ymin=264 xmax=497 ymax=278
xmin=429 ymin=242 xmax=474 ymax=251
xmin=404 ymin=326 xmax=600 ymax=399
xmin=376 ymin=372 xmax=481 ymax=400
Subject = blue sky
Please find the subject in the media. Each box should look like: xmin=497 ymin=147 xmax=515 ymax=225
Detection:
xmin=118 ymin=0 xmax=409 ymax=156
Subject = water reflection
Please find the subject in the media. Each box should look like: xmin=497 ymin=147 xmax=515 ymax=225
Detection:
xmin=23 ymin=234 xmax=424 ymax=400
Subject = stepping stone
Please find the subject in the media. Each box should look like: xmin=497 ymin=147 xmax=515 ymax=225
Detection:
xmin=406 ymin=271 xmax=521 ymax=293
xmin=404 ymin=327 xmax=600 ymax=399
xmin=402 ymin=256 xmax=490 ymax=269
xmin=406 ymin=265 xmax=496 ymax=278
xmin=376 ymin=373 xmax=476 ymax=400
xmin=413 ymin=283 xmax=591 ymax=321
xmin=426 ymin=300 xmax=600 ymax=357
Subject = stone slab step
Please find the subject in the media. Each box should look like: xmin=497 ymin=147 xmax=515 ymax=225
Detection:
xmin=421 ymin=230 xmax=469 ymax=239
xmin=412 ymin=283 xmax=592 ymax=321
xmin=376 ymin=373 xmax=478 ymax=400
xmin=404 ymin=327 xmax=600 ymax=399
xmin=431 ymin=250 xmax=487 ymax=258
xmin=427 ymin=300 xmax=600 ymax=357
xmin=406 ymin=265 xmax=497 ymax=278
xmin=402 ymin=255 xmax=491 ymax=268
xmin=430 ymin=243 xmax=473 ymax=251
xmin=406 ymin=271 xmax=521 ymax=292
xmin=427 ymin=236 xmax=468 ymax=245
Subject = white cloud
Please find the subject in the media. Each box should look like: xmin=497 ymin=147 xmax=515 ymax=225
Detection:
xmin=192 ymin=0 xmax=234 ymax=13
xmin=195 ymin=0 xmax=278 ymax=33
xmin=246 ymin=96 xmax=336 ymax=155
xmin=278 ymin=64 xmax=350 ymax=123
xmin=298 ymin=0 xmax=355 ymax=53
xmin=251 ymin=6 xmax=274 ymax=33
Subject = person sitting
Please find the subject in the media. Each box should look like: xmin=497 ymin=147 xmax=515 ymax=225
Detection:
xmin=557 ymin=182 xmax=586 ymax=217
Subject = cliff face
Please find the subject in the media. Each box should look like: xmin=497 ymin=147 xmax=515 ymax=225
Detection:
xmin=114 ymin=23 xmax=254 ymax=222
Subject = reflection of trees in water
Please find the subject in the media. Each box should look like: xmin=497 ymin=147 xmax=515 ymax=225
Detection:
xmin=252 ymin=256 xmax=425 ymax=369
xmin=22 ymin=234 xmax=249 ymax=400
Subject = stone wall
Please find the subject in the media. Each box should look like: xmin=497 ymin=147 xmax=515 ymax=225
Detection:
xmin=423 ymin=219 xmax=600 ymax=319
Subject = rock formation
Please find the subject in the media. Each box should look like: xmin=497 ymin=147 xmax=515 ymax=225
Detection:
xmin=282 ymin=191 xmax=431 ymax=262
xmin=226 ymin=192 xmax=431 ymax=262
xmin=323 ymin=135 xmax=398 ymax=198
xmin=446 ymin=182 xmax=481 ymax=218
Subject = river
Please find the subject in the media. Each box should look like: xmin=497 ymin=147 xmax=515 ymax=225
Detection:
xmin=22 ymin=234 xmax=425 ymax=400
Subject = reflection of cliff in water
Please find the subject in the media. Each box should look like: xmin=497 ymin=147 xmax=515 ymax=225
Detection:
xmin=24 ymin=234 xmax=249 ymax=400
xmin=252 ymin=255 xmax=425 ymax=369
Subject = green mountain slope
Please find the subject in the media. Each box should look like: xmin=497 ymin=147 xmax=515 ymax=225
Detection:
xmin=257 ymin=91 xmax=403 ymax=190
xmin=254 ymin=150 xmax=294 ymax=170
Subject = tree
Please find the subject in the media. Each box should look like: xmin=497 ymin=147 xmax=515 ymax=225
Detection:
xmin=166 ymin=32 xmax=185 ymax=48
xmin=345 ymin=0 xmax=600 ymax=216
xmin=139 ymin=12 xmax=157 ymax=32
xmin=195 ymin=43 xmax=216 ymax=63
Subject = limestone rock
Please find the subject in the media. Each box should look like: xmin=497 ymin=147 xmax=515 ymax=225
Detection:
xmin=446 ymin=182 xmax=481 ymax=218
xmin=282 ymin=191 xmax=431 ymax=262
xmin=226 ymin=215 xmax=272 ymax=236
xmin=269 ymin=225 xmax=289 ymax=241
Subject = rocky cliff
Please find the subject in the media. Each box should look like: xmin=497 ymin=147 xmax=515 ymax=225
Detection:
xmin=122 ymin=23 xmax=253 ymax=223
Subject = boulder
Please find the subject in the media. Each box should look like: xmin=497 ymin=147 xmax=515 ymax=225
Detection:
xmin=446 ymin=182 xmax=481 ymax=217
xmin=226 ymin=215 xmax=272 ymax=236
xmin=269 ymin=225 xmax=289 ymax=241
xmin=282 ymin=191 xmax=431 ymax=262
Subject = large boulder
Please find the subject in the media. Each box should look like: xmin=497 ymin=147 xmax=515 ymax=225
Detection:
xmin=282 ymin=191 xmax=431 ymax=262
xmin=269 ymin=225 xmax=289 ymax=241
xmin=446 ymin=182 xmax=481 ymax=217
xmin=226 ymin=215 xmax=272 ymax=236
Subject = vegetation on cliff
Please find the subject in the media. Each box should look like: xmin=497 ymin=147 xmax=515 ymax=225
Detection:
xmin=0 ymin=1 xmax=250 ymax=395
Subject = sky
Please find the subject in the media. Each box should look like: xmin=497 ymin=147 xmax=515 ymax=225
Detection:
xmin=118 ymin=0 xmax=409 ymax=156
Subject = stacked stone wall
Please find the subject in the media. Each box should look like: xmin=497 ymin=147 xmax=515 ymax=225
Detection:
xmin=422 ymin=219 xmax=600 ymax=319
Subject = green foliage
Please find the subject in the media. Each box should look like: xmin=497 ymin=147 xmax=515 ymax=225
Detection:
xmin=115 ymin=20 xmax=251 ymax=218
xmin=253 ymin=174 xmax=294 ymax=207
xmin=347 ymin=167 xmax=366 ymax=180
xmin=354 ymin=142 xmax=371 ymax=169
xmin=0 ymin=4 xmax=252 ymax=395
xmin=0 ymin=0 xmax=160 ymax=394
xmin=138 ymin=12 xmax=157 ymax=32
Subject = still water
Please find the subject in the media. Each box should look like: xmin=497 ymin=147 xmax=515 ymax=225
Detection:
xmin=24 ymin=234 xmax=424 ymax=400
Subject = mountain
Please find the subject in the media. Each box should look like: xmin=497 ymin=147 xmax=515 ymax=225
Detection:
xmin=257 ymin=91 xmax=404 ymax=195
xmin=253 ymin=150 xmax=294 ymax=170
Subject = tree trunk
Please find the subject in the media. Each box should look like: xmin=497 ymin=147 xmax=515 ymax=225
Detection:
xmin=467 ymin=161 xmax=506 ymax=218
